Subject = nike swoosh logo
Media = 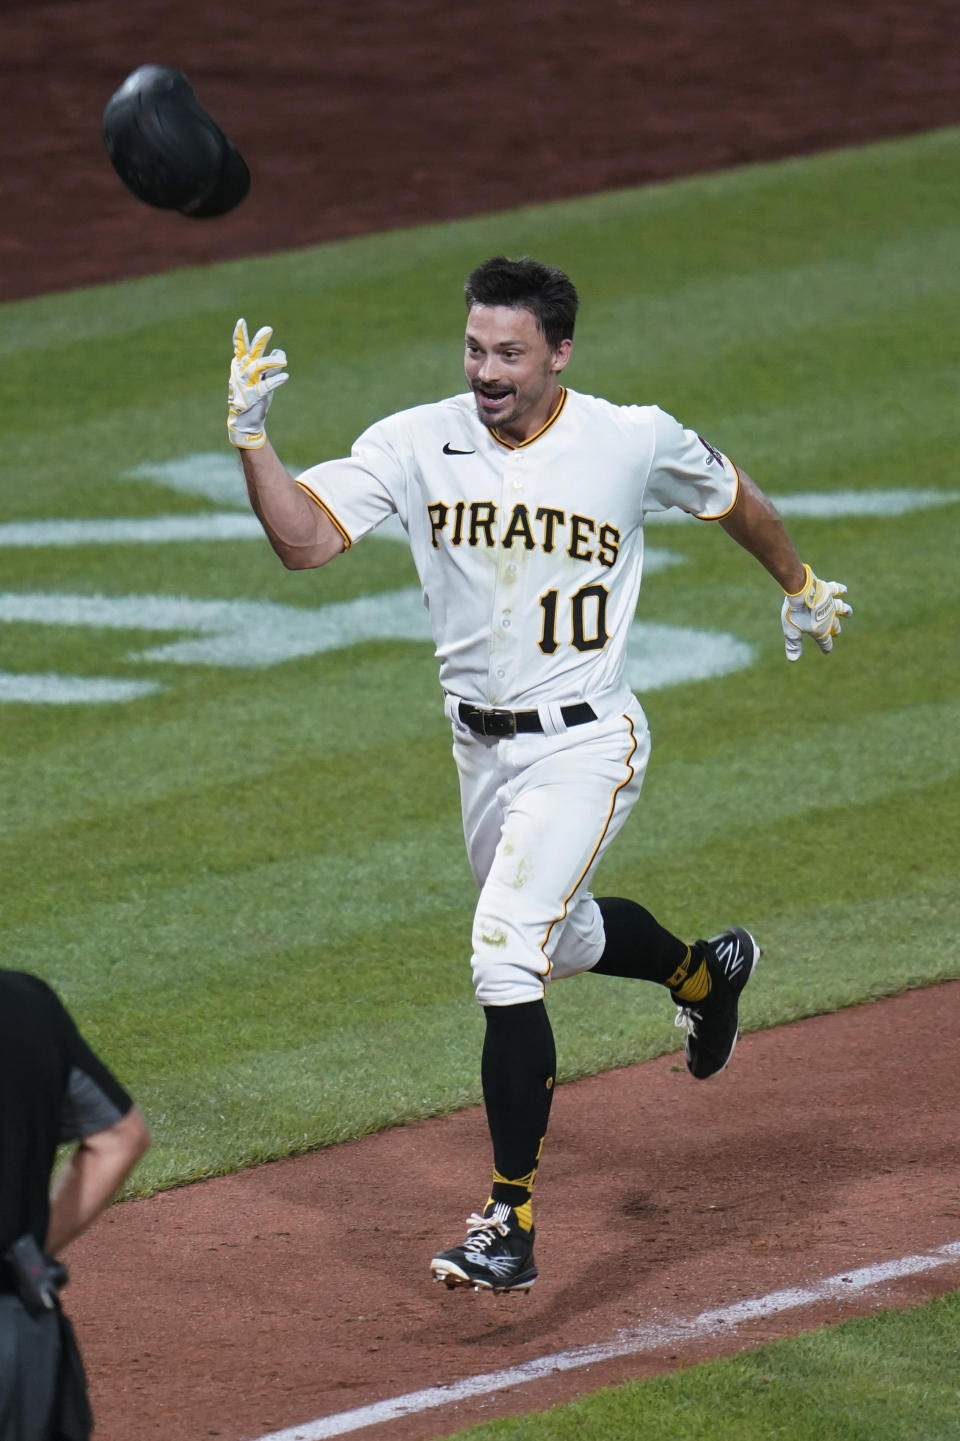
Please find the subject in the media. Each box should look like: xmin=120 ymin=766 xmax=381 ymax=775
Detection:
xmin=443 ymin=443 xmax=475 ymax=455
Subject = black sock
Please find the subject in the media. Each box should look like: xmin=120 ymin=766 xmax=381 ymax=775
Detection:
xmin=481 ymin=1000 xmax=556 ymax=1229
xmin=590 ymin=896 xmax=692 ymax=985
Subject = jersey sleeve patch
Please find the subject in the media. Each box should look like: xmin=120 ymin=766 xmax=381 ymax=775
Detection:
xmin=644 ymin=410 xmax=740 ymax=519
xmin=694 ymin=456 xmax=741 ymax=521
xmin=696 ymin=434 xmax=725 ymax=468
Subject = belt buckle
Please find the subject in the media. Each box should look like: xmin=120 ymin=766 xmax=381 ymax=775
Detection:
xmin=481 ymin=707 xmax=517 ymax=738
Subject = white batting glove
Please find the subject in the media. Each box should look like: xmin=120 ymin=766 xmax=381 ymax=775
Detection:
xmin=227 ymin=319 xmax=289 ymax=449
xmin=781 ymin=563 xmax=852 ymax=662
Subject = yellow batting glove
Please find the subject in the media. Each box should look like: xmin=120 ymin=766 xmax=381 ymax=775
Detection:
xmin=781 ymin=563 xmax=852 ymax=662
xmin=227 ymin=318 xmax=289 ymax=449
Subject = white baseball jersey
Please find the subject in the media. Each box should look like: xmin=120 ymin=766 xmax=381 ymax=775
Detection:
xmin=296 ymin=386 xmax=739 ymax=1005
xmin=296 ymin=386 xmax=738 ymax=710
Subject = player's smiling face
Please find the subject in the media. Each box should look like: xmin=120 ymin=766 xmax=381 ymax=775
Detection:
xmin=465 ymin=305 xmax=572 ymax=443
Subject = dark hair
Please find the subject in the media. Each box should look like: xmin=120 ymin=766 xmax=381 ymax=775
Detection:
xmin=464 ymin=256 xmax=579 ymax=349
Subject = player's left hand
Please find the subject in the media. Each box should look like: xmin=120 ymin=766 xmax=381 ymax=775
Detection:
xmin=781 ymin=564 xmax=852 ymax=661
xmin=227 ymin=319 xmax=289 ymax=449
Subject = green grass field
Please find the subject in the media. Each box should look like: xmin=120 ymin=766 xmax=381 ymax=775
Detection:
xmin=3 ymin=125 xmax=959 ymax=1439
xmin=444 ymin=1291 xmax=960 ymax=1440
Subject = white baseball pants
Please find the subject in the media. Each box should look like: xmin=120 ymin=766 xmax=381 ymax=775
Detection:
xmin=449 ymin=695 xmax=651 ymax=1006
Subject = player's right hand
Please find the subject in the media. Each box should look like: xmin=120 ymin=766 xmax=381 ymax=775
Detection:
xmin=227 ymin=319 xmax=289 ymax=449
xmin=780 ymin=564 xmax=852 ymax=661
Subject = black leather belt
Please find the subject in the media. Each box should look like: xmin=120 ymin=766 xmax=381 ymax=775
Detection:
xmin=457 ymin=700 xmax=596 ymax=738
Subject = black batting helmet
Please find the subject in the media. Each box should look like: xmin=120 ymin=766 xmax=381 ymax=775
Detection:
xmin=102 ymin=65 xmax=250 ymax=219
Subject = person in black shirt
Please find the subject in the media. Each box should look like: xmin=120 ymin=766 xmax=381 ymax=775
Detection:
xmin=0 ymin=970 xmax=150 ymax=1441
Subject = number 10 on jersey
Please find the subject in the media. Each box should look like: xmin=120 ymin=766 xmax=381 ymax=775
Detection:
xmin=538 ymin=583 xmax=610 ymax=654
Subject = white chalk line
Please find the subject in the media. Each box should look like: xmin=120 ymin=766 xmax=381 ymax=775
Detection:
xmin=247 ymin=1240 xmax=960 ymax=1441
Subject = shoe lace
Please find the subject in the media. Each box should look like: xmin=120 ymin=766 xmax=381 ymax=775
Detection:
xmin=462 ymin=1208 xmax=511 ymax=1254
xmin=674 ymin=1005 xmax=701 ymax=1037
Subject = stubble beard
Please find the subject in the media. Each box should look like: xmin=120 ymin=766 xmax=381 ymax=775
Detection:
xmin=471 ymin=384 xmax=518 ymax=430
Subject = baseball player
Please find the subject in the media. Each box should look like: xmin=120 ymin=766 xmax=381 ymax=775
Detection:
xmin=227 ymin=255 xmax=851 ymax=1293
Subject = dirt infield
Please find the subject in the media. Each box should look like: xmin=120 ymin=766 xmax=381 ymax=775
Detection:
xmin=7 ymin=2 xmax=960 ymax=1437
xmin=3 ymin=1 xmax=960 ymax=301
xmin=71 ymin=985 xmax=960 ymax=1441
